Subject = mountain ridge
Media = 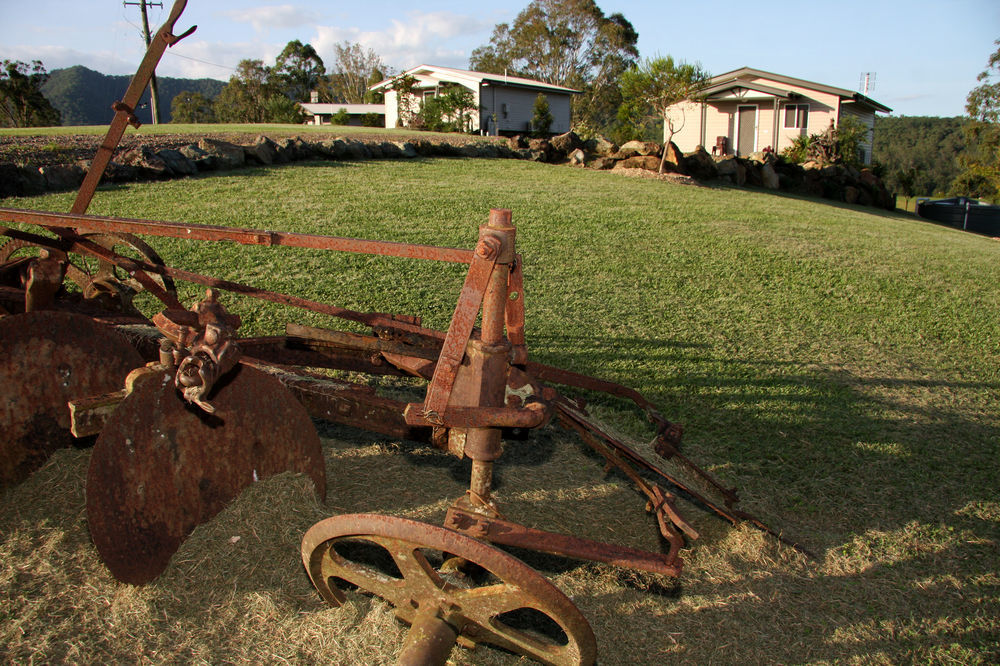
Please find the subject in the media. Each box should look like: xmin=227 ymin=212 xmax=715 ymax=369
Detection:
xmin=41 ymin=65 xmax=225 ymax=126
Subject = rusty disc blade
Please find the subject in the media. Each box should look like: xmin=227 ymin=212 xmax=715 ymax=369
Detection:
xmin=86 ymin=363 xmax=326 ymax=585
xmin=0 ymin=311 xmax=143 ymax=488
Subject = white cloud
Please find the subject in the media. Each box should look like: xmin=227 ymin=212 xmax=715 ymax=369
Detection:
xmin=312 ymin=11 xmax=491 ymax=72
xmin=219 ymin=4 xmax=320 ymax=34
xmin=0 ymin=44 xmax=133 ymax=76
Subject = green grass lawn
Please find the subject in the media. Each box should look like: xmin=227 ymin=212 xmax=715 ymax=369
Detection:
xmin=2 ymin=158 xmax=998 ymax=664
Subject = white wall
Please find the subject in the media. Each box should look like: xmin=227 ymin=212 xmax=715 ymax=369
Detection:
xmin=480 ymin=86 xmax=572 ymax=135
xmin=383 ymin=90 xmax=399 ymax=128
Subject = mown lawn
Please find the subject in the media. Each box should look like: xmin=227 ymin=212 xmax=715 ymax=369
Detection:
xmin=2 ymin=157 xmax=998 ymax=664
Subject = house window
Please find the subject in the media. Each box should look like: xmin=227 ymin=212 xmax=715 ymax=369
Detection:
xmin=784 ymin=104 xmax=809 ymax=129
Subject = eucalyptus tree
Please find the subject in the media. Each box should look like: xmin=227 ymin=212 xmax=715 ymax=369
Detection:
xmin=469 ymin=0 xmax=638 ymax=134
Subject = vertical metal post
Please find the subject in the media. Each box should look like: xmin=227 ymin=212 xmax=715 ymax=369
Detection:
xmin=125 ymin=0 xmax=163 ymax=124
xmin=463 ymin=209 xmax=515 ymax=501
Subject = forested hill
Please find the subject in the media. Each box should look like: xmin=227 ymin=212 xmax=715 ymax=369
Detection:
xmin=41 ymin=66 xmax=224 ymax=126
xmin=873 ymin=115 xmax=966 ymax=197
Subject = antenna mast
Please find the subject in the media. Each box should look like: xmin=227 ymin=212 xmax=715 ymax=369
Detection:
xmin=859 ymin=72 xmax=876 ymax=96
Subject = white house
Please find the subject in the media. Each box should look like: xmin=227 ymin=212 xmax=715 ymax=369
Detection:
xmin=369 ymin=65 xmax=579 ymax=135
xmin=665 ymin=67 xmax=892 ymax=165
xmin=298 ymin=93 xmax=386 ymax=126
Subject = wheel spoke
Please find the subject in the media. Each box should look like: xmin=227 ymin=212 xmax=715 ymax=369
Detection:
xmin=389 ymin=544 xmax=447 ymax=599
xmin=300 ymin=515 xmax=596 ymax=665
xmin=317 ymin=544 xmax=405 ymax=605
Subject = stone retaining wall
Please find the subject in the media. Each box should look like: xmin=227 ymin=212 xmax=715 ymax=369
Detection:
xmin=0 ymin=131 xmax=896 ymax=211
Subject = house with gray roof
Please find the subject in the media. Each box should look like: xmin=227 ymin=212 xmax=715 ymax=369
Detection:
xmin=369 ymin=65 xmax=579 ymax=136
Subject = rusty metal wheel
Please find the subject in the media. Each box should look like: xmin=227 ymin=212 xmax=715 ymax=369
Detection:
xmin=87 ymin=363 xmax=326 ymax=585
xmin=0 ymin=311 xmax=144 ymax=488
xmin=302 ymin=513 xmax=597 ymax=666
xmin=0 ymin=236 xmax=91 ymax=291
xmin=0 ymin=232 xmax=176 ymax=314
xmin=75 ymin=232 xmax=176 ymax=303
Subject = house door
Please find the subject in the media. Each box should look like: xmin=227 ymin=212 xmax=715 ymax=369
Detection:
xmin=737 ymin=105 xmax=757 ymax=156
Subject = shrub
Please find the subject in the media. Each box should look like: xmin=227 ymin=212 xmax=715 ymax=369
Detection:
xmin=417 ymin=83 xmax=476 ymax=133
xmin=781 ymin=116 xmax=869 ymax=167
xmin=361 ymin=112 xmax=382 ymax=127
xmin=262 ymin=95 xmax=304 ymax=124
xmin=331 ymin=108 xmax=350 ymax=125
xmin=531 ymin=93 xmax=553 ymax=137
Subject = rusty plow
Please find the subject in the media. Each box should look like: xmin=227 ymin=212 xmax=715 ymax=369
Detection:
xmin=0 ymin=2 xmax=801 ymax=661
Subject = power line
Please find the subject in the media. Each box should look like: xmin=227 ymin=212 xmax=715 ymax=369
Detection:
xmin=165 ymin=50 xmax=238 ymax=73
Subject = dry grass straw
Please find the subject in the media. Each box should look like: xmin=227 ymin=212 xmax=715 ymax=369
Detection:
xmin=3 ymin=159 xmax=999 ymax=664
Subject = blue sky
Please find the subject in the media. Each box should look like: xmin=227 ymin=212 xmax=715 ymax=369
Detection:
xmin=0 ymin=0 xmax=997 ymax=117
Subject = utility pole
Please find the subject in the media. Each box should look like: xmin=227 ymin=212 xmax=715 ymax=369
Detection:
xmin=124 ymin=0 xmax=164 ymax=123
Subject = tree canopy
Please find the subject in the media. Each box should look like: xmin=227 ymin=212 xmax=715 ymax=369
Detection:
xmin=618 ymin=55 xmax=709 ymax=162
xmin=873 ymin=116 xmax=966 ymax=198
xmin=468 ymin=0 xmax=638 ymax=135
xmin=952 ymin=40 xmax=1000 ymax=200
xmin=273 ymin=40 xmax=325 ymax=103
xmin=0 ymin=59 xmax=61 ymax=127
xmin=318 ymin=42 xmax=386 ymax=104
xmin=214 ymin=59 xmax=302 ymax=124
xmin=170 ymin=90 xmax=216 ymax=123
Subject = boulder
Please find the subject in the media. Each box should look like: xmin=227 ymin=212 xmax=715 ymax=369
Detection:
xmin=0 ymin=162 xmax=45 ymax=197
xmin=341 ymin=140 xmax=370 ymax=159
xmin=378 ymin=142 xmax=402 ymax=159
xmin=844 ymin=185 xmax=860 ymax=204
xmin=104 ymin=160 xmax=139 ymax=182
xmin=715 ymin=157 xmax=746 ymax=186
xmin=39 ymin=163 xmax=86 ymax=190
xmin=459 ymin=144 xmax=484 ymax=158
xmin=198 ymin=138 xmax=245 ymax=170
xmin=367 ymin=143 xmax=384 ymax=159
xmin=858 ymin=168 xmax=880 ymax=188
xmin=119 ymin=145 xmax=169 ymax=178
xmin=244 ymin=136 xmax=280 ymax=165
xmin=761 ymin=162 xmax=780 ymax=189
xmin=661 ymin=141 xmax=684 ymax=168
xmin=284 ymin=136 xmax=315 ymax=160
xmin=317 ymin=138 xmax=347 ymax=158
xmin=615 ymin=140 xmax=660 ymax=158
xmin=614 ymin=155 xmax=663 ymax=172
xmin=393 ymin=141 xmax=419 ymax=159
xmin=568 ymin=148 xmax=586 ymax=166
xmin=550 ymin=131 xmax=583 ymax=155
xmin=179 ymin=144 xmax=217 ymax=171
xmin=508 ymin=134 xmax=528 ymax=150
xmin=750 ymin=150 xmax=777 ymax=164
xmin=682 ymin=147 xmax=718 ymax=180
xmin=527 ymin=138 xmax=552 ymax=162
xmin=589 ymin=156 xmax=616 ymax=170
xmin=156 ymin=149 xmax=197 ymax=176
xmin=584 ymin=135 xmax=617 ymax=157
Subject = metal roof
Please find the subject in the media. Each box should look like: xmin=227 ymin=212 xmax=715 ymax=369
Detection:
xmin=706 ymin=67 xmax=892 ymax=113
xmin=370 ymin=65 xmax=580 ymax=95
xmin=299 ymin=103 xmax=386 ymax=115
